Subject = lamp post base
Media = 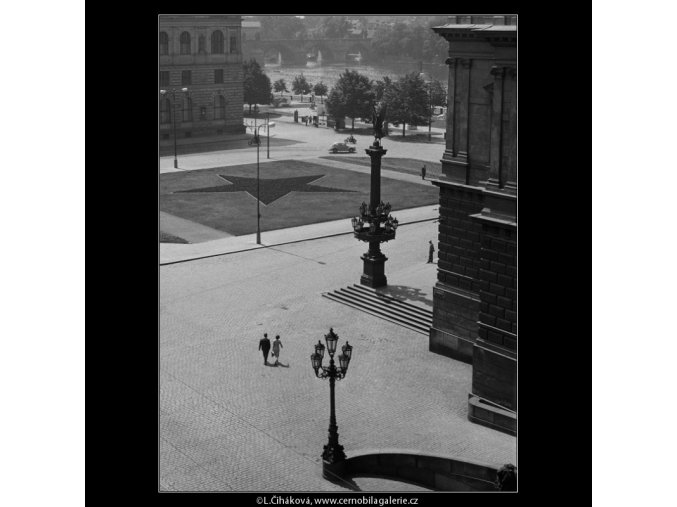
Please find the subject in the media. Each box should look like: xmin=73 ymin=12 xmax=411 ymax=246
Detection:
xmin=360 ymin=252 xmax=388 ymax=288
xmin=173 ymin=159 xmax=178 ymax=169
xmin=322 ymin=441 xmax=347 ymax=481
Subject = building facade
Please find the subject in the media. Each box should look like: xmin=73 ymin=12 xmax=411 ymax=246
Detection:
xmin=429 ymin=21 xmax=517 ymax=435
xmin=159 ymin=15 xmax=245 ymax=151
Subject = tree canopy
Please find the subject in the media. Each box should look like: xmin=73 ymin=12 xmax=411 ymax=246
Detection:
xmin=273 ymin=78 xmax=288 ymax=93
xmin=312 ymin=81 xmax=328 ymax=97
xmin=371 ymin=16 xmax=448 ymax=61
xmin=319 ymin=16 xmax=351 ymax=38
xmin=383 ymin=72 xmax=429 ymax=136
xmin=291 ymin=74 xmax=312 ymax=95
xmin=256 ymin=16 xmax=306 ymax=40
xmin=243 ymin=59 xmax=272 ymax=113
xmin=326 ymin=69 xmax=374 ymax=130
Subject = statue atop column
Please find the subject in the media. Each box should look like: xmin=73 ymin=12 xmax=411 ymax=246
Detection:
xmin=371 ymin=103 xmax=387 ymax=145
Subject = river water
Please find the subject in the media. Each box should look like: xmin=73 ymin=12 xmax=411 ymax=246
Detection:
xmin=263 ymin=60 xmax=448 ymax=90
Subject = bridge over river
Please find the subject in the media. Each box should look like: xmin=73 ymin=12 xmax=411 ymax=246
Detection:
xmin=242 ymin=37 xmax=373 ymax=65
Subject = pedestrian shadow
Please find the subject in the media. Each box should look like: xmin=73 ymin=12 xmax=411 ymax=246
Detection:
xmin=265 ymin=361 xmax=290 ymax=368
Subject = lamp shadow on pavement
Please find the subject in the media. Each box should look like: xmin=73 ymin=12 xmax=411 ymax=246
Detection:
xmin=375 ymin=285 xmax=433 ymax=309
xmin=325 ymin=474 xmax=361 ymax=491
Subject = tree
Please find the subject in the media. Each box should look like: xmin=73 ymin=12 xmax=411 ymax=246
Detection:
xmin=320 ymin=16 xmax=350 ymax=38
xmin=373 ymin=76 xmax=393 ymax=102
xmin=273 ymin=78 xmax=288 ymax=93
xmin=257 ymin=16 xmax=306 ymax=40
xmin=428 ymin=79 xmax=447 ymax=107
xmin=243 ymin=59 xmax=272 ymax=113
xmin=325 ymin=87 xmax=347 ymax=129
xmin=383 ymin=72 xmax=429 ymax=137
xmin=313 ymin=81 xmax=328 ymax=97
xmin=292 ymin=73 xmax=312 ymax=95
xmin=328 ymin=69 xmax=374 ymax=130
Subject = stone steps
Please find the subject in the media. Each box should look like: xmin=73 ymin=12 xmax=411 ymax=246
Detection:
xmin=322 ymin=284 xmax=432 ymax=335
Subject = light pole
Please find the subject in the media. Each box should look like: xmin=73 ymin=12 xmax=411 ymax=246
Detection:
xmin=266 ymin=112 xmax=270 ymax=160
xmin=248 ymin=112 xmax=267 ymax=245
xmin=418 ymin=65 xmax=433 ymax=142
xmin=428 ymin=83 xmax=432 ymax=142
xmin=310 ymin=328 xmax=353 ymax=480
xmin=160 ymin=87 xmax=188 ymax=168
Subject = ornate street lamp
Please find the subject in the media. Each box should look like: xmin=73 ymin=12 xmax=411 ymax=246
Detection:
xmin=310 ymin=328 xmax=352 ymax=480
xmin=160 ymin=87 xmax=188 ymax=168
xmin=350 ymin=103 xmax=398 ymax=288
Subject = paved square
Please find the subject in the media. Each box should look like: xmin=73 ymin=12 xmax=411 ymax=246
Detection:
xmin=160 ymin=219 xmax=516 ymax=491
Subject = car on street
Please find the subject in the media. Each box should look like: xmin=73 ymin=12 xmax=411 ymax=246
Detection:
xmin=272 ymin=97 xmax=291 ymax=107
xmin=329 ymin=142 xmax=356 ymax=154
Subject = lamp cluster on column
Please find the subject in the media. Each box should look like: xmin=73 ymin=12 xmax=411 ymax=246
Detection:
xmin=351 ymin=200 xmax=399 ymax=242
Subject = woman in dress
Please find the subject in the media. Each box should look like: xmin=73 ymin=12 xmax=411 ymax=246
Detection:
xmin=272 ymin=335 xmax=283 ymax=365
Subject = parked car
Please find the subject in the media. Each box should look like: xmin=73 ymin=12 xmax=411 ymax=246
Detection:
xmin=272 ymin=97 xmax=291 ymax=107
xmin=329 ymin=142 xmax=356 ymax=154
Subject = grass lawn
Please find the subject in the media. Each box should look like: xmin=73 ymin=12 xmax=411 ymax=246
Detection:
xmin=160 ymin=160 xmax=439 ymax=236
xmin=321 ymin=157 xmax=442 ymax=179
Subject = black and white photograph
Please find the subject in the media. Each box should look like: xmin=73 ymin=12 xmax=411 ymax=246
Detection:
xmin=158 ymin=14 xmax=517 ymax=493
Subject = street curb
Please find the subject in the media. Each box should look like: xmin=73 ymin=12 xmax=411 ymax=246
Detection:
xmin=159 ymin=217 xmax=438 ymax=266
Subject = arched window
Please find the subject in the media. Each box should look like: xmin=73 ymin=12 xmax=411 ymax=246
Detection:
xmin=182 ymin=96 xmax=193 ymax=122
xmin=211 ymin=30 xmax=224 ymax=54
xmin=160 ymin=98 xmax=171 ymax=124
xmin=214 ymin=95 xmax=226 ymax=119
xmin=159 ymin=32 xmax=169 ymax=55
xmin=180 ymin=31 xmax=191 ymax=55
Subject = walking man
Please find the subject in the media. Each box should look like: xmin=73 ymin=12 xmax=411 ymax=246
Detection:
xmin=259 ymin=333 xmax=271 ymax=365
xmin=427 ymin=240 xmax=435 ymax=263
xmin=421 ymin=165 xmax=427 ymax=180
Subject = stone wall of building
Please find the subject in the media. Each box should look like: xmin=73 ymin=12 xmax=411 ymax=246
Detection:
xmin=431 ymin=21 xmax=517 ymax=435
xmin=159 ymin=15 xmax=245 ymax=145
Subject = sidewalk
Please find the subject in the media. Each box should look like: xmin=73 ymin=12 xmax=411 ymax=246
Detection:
xmin=160 ymin=205 xmax=438 ymax=265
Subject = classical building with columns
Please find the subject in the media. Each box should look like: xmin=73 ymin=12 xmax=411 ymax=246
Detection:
xmin=429 ymin=21 xmax=517 ymax=435
xmin=159 ymin=15 xmax=245 ymax=153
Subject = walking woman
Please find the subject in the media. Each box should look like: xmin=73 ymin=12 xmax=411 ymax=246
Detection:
xmin=272 ymin=335 xmax=283 ymax=365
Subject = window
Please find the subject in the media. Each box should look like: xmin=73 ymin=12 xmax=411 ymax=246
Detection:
xmin=181 ymin=70 xmax=191 ymax=85
xmin=160 ymin=98 xmax=171 ymax=124
xmin=160 ymin=71 xmax=169 ymax=87
xmin=230 ymin=35 xmax=237 ymax=53
xmin=184 ymin=131 xmax=192 ymax=138
xmin=160 ymin=32 xmax=169 ymax=55
xmin=180 ymin=31 xmax=191 ymax=55
xmin=215 ymin=95 xmax=226 ymax=119
xmin=198 ymin=35 xmax=206 ymax=54
xmin=211 ymin=30 xmax=224 ymax=54
xmin=182 ymin=96 xmax=193 ymax=122
xmin=214 ymin=69 xmax=223 ymax=84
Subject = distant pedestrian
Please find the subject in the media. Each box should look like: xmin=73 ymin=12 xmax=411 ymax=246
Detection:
xmin=427 ymin=240 xmax=435 ymax=263
xmin=259 ymin=333 xmax=271 ymax=365
xmin=421 ymin=165 xmax=427 ymax=180
xmin=272 ymin=335 xmax=283 ymax=365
